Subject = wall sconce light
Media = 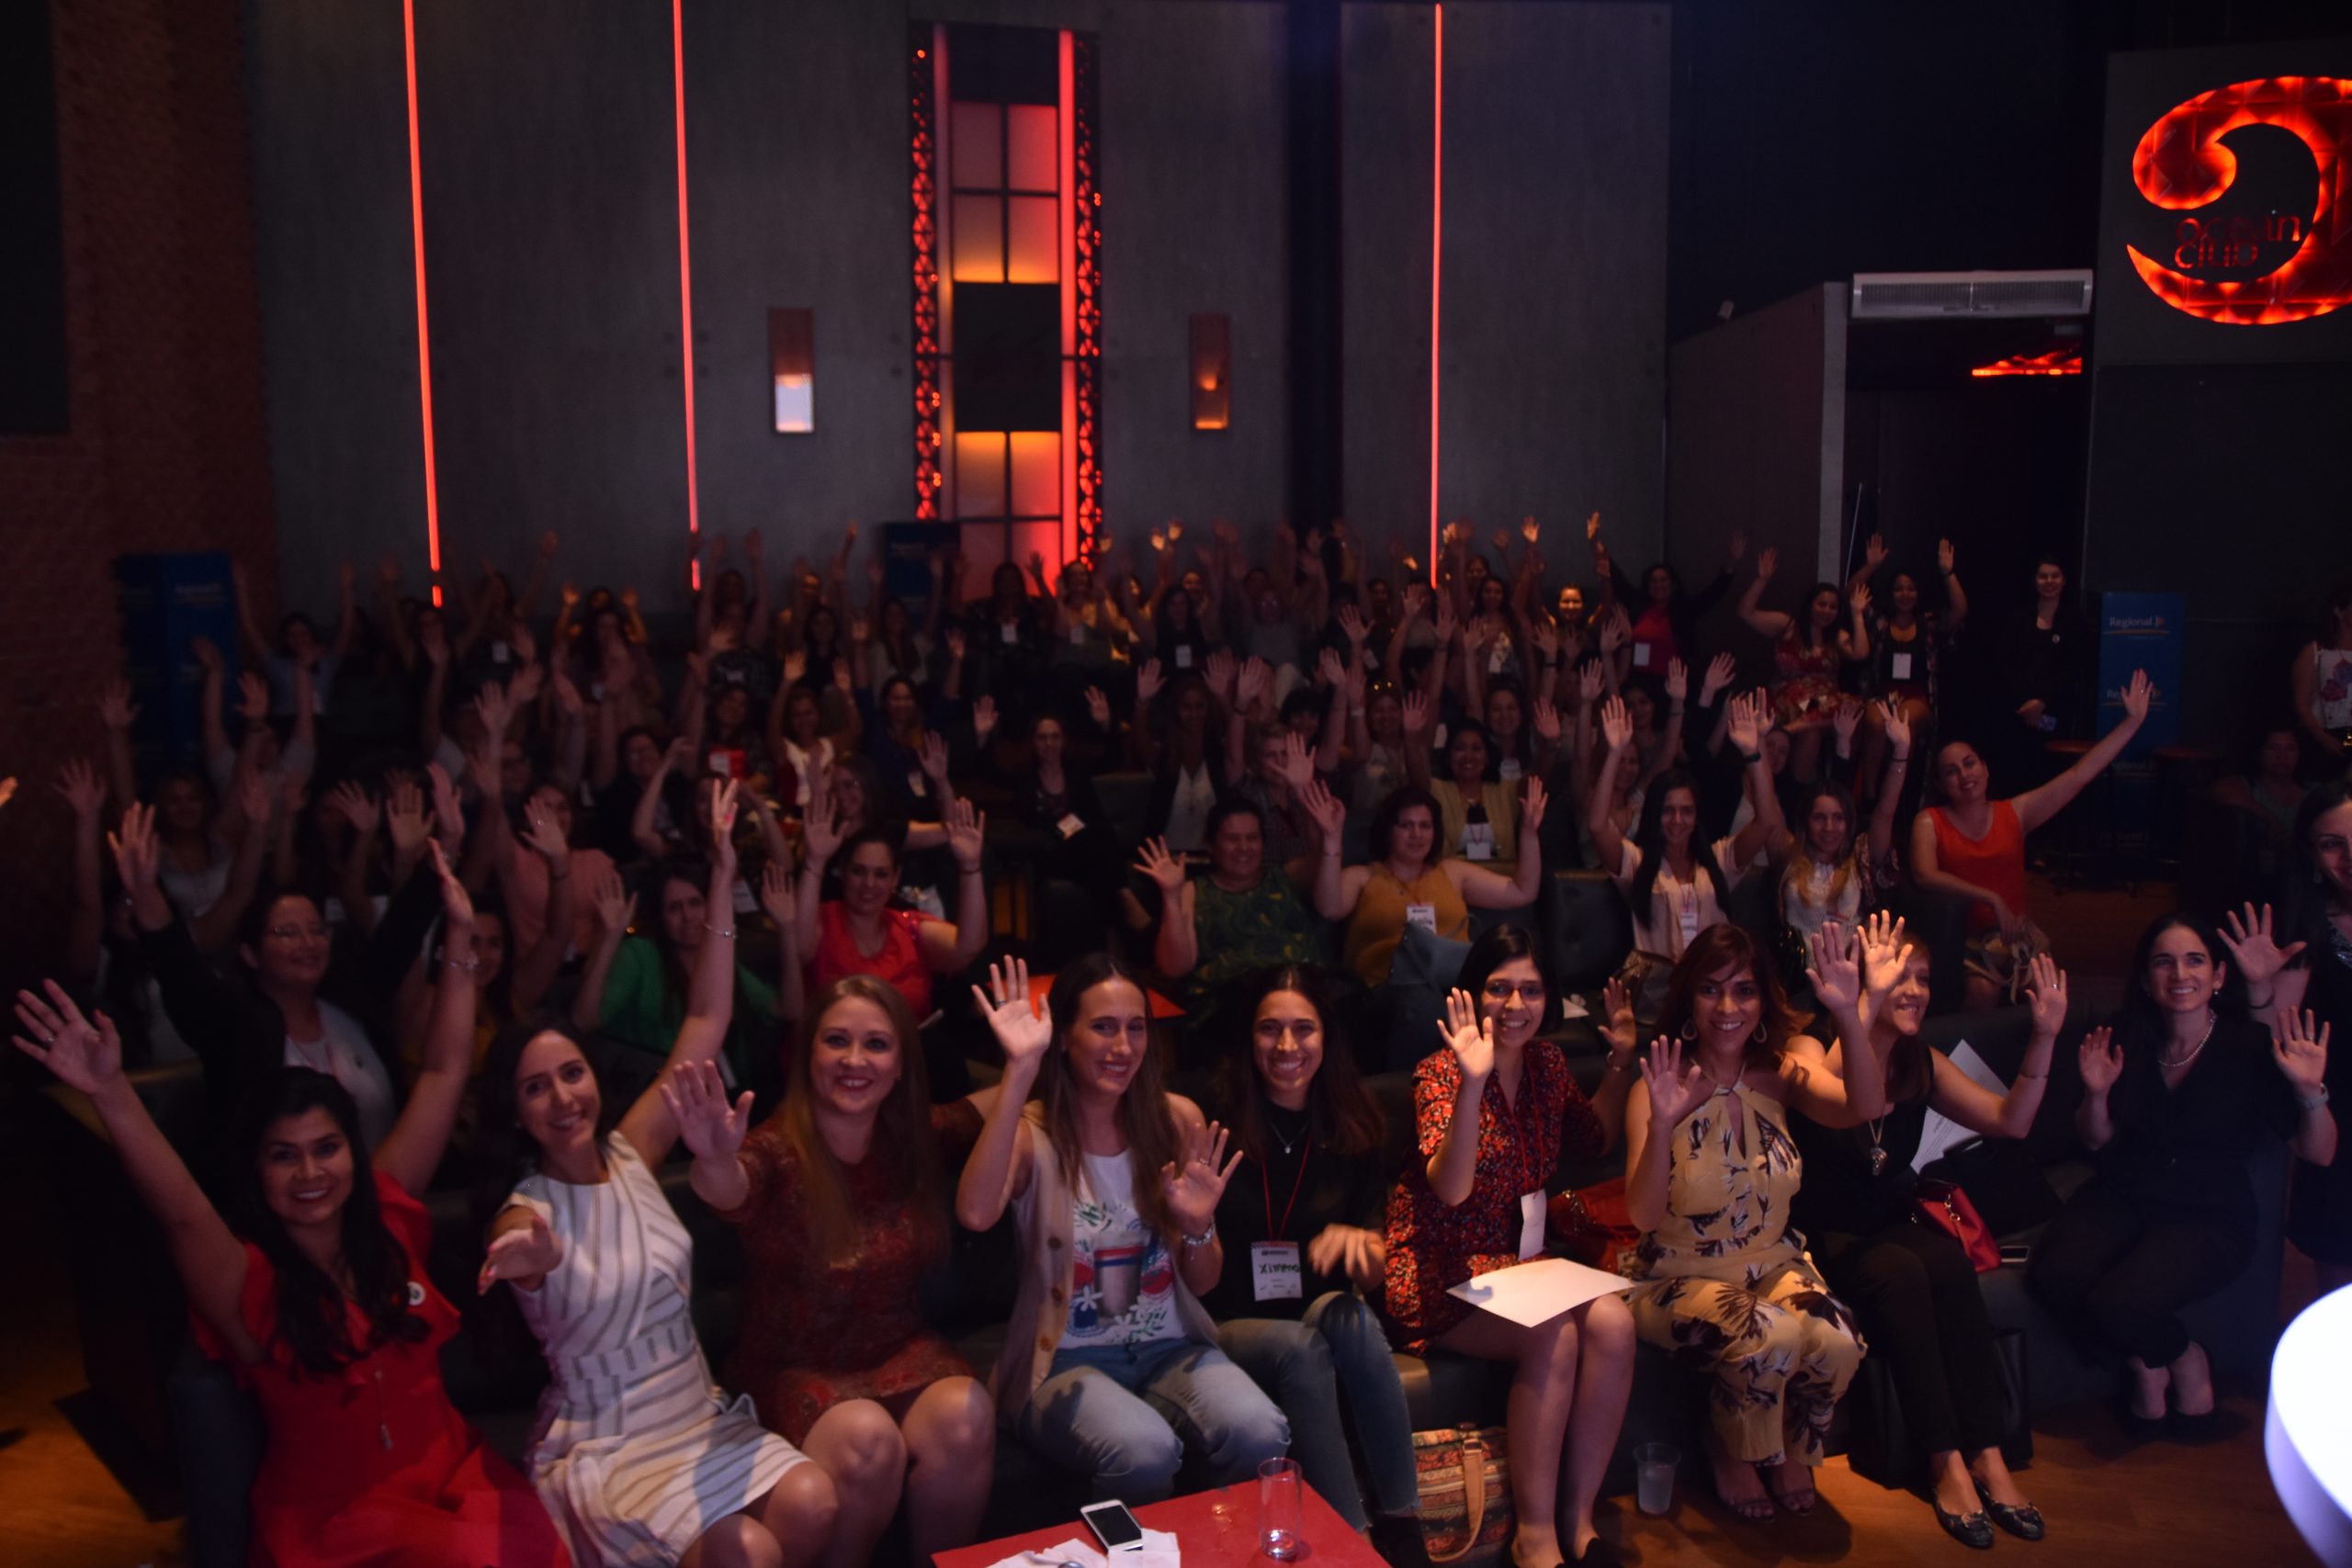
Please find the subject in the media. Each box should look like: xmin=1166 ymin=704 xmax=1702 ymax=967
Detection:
xmin=770 ymin=308 xmax=814 ymax=434
xmin=1190 ymin=312 xmax=1229 ymax=431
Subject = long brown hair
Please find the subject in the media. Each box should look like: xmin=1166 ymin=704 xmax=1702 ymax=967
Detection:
xmin=1215 ymin=964 xmax=1385 ymax=1166
xmin=1657 ymin=924 xmax=1814 ymax=1074
xmin=1036 ymin=953 xmax=1182 ymax=1241
xmin=775 ymin=976 xmax=944 ymax=1268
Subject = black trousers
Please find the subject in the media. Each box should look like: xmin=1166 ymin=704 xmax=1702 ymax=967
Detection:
xmin=2025 ymin=1181 xmax=2244 ymax=1368
xmin=1813 ymin=1222 xmax=2009 ymax=1459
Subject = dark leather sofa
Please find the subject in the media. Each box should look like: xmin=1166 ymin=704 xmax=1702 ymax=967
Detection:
xmin=30 ymin=866 xmax=2294 ymax=1562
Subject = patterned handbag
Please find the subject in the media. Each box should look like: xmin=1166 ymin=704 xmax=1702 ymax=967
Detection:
xmin=1412 ymin=1425 xmax=1513 ymax=1564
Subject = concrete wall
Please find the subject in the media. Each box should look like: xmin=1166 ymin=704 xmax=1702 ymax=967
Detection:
xmin=1342 ymin=2 xmax=1672 ymax=581
xmin=246 ymin=0 xmax=1295 ymax=611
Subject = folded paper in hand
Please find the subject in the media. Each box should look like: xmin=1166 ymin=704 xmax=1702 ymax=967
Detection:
xmin=1447 ymin=1256 xmax=1630 ymax=1326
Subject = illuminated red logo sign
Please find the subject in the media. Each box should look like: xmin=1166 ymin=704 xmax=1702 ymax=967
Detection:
xmin=2127 ymin=75 xmax=2352 ymax=325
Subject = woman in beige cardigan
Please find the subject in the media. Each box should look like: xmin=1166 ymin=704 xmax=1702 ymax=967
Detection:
xmin=958 ymin=953 xmax=1291 ymax=1501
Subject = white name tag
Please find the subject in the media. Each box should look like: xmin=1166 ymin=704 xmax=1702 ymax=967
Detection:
xmin=1057 ymin=812 xmax=1086 ymax=840
xmin=1000 ymin=622 xmax=1019 ymax=645
xmin=1520 ymin=1190 xmax=1547 ymax=1260
xmin=1175 ymin=645 xmax=1194 ymax=669
xmin=1251 ymin=1240 xmax=1303 ymax=1302
xmin=1632 ymin=642 xmax=1652 ymax=669
xmin=1462 ymin=825 xmax=1495 ymax=862
xmin=1498 ymin=757 xmax=1523 ymax=781
xmin=492 ymin=641 xmax=511 ymax=664
xmin=1406 ymin=901 xmax=1438 ymax=932
xmin=1891 ymin=651 xmax=1914 ymax=681
xmin=732 ymin=878 xmax=758 ymax=914
xmin=1070 ymin=623 xmax=1087 ymax=646
xmin=908 ymin=771 xmax=929 ymax=798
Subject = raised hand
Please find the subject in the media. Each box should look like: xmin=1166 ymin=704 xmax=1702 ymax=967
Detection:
xmin=1440 ymin=987 xmax=1496 ymax=1083
xmin=237 ymin=671 xmax=269 ymax=724
xmin=1725 ymin=691 xmax=1762 ymax=756
xmin=1938 ymin=537 xmax=1955 ymax=577
xmin=1600 ymin=976 xmax=1638 ymax=1062
xmin=1159 ymin=1118 xmax=1244 ymax=1236
xmin=1596 ymin=608 xmax=1627 ymax=655
xmin=1238 ymin=657 xmax=1272 ymax=709
xmin=1849 ymin=582 xmax=1871 ymax=618
xmin=1306 ymin=1224 xmax=1384 ymax=1291
xmin=1204 ymin=649 xmax=1237 ymax=703
xmin=1134 ymin=836 xmax=1187 ymax=896
xmin=1136 ymin=657 xmax=1166 ymax=708
xmin=427 ymin=839 xmax=474 ymax=931
xmin=551 ymin=671 xmax=585 ymax=721
xmin=53 ymin=760 xmax=106 ymax=822
xmin=477 ymin=1211 xmax=562 ymax=1295
xmin=1401 ymin=581 xmax=1431 ymax=623
xmin=1864 ymin=532 xmax=1889 ymax=572
xmin=1085 ymin=685 xmax=1114 ymax=731
xmin=1532 ymin=697 xmax=1564 ymax=744
xmin=589 ymin=863 xmax=636 ymax=939
xmin=2119 ymin=669 xmax=2154 ymax=724
xmin=1577 ymin=659 xmax=1607 ymax=707
xmin=1882 ymin=697 xmax=1912 ymax=757
xmin=707 ymin=779 xmax=742 ymax=878
xmin=2023 ymin=953 xmax=2068 ymax=1040
xmin=1338 ymin=604 xmax=1371 ymax=646
xmin=1274 ymin=731 xmax=1317 ymax=795
xmin=1317 ymin=647 xmax=1347 ymax=692
xmin=2078 ymin=1027 xmax=2122 ymax=1095
xmin=109 ymin=801 xmax=161 ymax=893
xmin=1600 ymin=694 xmax=1634 ymax=752
xmin=945 ymin=795 xmax=987 ymax=871
xmin=1699 ymin=651 xmax=1737 ymax=707
xmin=190 ymin=635 xmax=224 ymax=673
xmin=386 ymin=774 xmax=435 ymax=855
xmin=1807 ymin=920 xmax=1863 ymax=1020
xmin=13 ymin=981 xmax=123 ymax=1095
xmin=1641 ymin=1034 xmax=1713 ymax=1129
xmin=921 ymin=730 xmax=951 ymax=783
xmin=327 ymin=780 xmax=379 ymax=840
xmin=2220 ymin=902 xmax=2308 ymax=992
xmin=426 ymin=763 xmax=465 ymax=846
xmin=660 ymin=1059 xmax=755 ymax=1164
xmin=1833 ymin=698 xmax=1863 ymax=747
xmin=522 ymin=795 xmax=571 ymax=872
xmin=801 ymin=785 xmax=842 ymax=866
xmin=971 ymin=957 xmax=1053 ymax=1073
xmin=972 ymin=694 xmax=1000 ymax=744
xmin=1518 ymin=775 xmax=1548 ymax=834
xmin=1401 ymin=688 xmax=1432 ymax=737
xmin=759 ymin=862 xmax=797 ymax=931
xmin=943 ymin=624 xmax=967 ymax=662
xmin=98 ymin=677 xmax=141 ymax=732
xmin=1297 ymin=776 xmax=1347 ymax=846
xmin=1756 ymin=546 xmax=1779 ymax=581
xmin=1856 ymin=910 xmax=1912 ymax=1001
xmin=1664 ymin=658 xmax=1689 ymax=705
xmin=237 ymin=768 xmax=277 ymax=829
xmin=2274 ymin=1009 xmax=2331 ymax=1095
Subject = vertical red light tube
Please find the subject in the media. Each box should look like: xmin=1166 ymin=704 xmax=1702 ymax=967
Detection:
xmin=1058 ymin=31 xmax=1080 ymax=567
xmin=671 ymin=0 xmax=701 ymax=590
xmin=401 ymin=0 xmax=443 ymax=606
xmin=1428 ymin=2 xmax=1442 ymax=581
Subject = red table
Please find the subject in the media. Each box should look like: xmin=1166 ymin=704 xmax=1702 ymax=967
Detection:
xmin=934 ymin=1483 xmax=1388 ymax=1568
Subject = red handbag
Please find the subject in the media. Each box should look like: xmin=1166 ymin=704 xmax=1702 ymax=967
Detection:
xmin=1913 ymin=1178 xmax=2001 ymax=1272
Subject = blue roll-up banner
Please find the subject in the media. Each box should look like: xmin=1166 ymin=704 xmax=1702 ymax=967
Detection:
xmin=2096 ymin=592 xmax=2183 ymax=757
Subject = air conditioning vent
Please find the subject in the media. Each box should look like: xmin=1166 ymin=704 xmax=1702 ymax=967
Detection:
xmin=1850 ymin=270 xmax=2095 ymax=320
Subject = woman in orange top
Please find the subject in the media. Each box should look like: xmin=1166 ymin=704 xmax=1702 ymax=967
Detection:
xmin=1913 ymin=670 xmax=2153 ymax=1009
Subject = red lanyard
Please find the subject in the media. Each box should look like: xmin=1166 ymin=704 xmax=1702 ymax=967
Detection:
xmin=1260 ymin=1137 xmax=1313 ymax=1239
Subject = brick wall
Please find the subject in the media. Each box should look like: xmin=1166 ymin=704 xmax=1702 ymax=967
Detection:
xmin=0 ymin=0 xmax=277 ymax=976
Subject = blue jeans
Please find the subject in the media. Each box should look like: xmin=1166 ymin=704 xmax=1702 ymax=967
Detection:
xmin=1219 ymin=1292 xmax=1419 ymax=1531
xmin=1020 ymin=1337 xmax=1292 ymax=1503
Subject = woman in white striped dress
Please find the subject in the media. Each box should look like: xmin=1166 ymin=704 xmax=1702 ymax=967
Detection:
xmin=479 ymin=782 xmax=838 ymax=1568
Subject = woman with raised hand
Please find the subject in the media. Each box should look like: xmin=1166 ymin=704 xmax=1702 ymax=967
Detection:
xmin=1199 ymin=964 xmax=1419 ymax=1558
xmin=1738 ymin=547 xmax=1870 ymax=780
xmin=1592 ymin=691 xmax=1785 ymax=969
xmin=16 ymin=850 xmax=571 ymax=1567
xmin=1384 ymin=927 xmax=1640 ymax=1568
xmin=1770 ymin=704 xmax=1910 ymax=980
xmin=2030 ymin=912 xmax=2336 ymax=1440
xmin=2253 ymin=791 xmax=2352 ymax=1292
xmin=1312 ymin=776 xmax=1549 ymax=988
xmin=1913 ymin=670 xmax=2155 ymax=1010
xmin=794 ymin=785 xmax=988 ymax=1027
xmin=1856 ymin=538 xmax=1966 ymax=795
xmin=2290 ymin=585 xmax=2352 ymax=766
xmin=1791 ymin=915 xmax=2058 ymax=1547
xmin=477 ymin=779 xmax=840 ymax=1568
xmin=958 ymin=953 xmax=1290 ymax=1503
xmin=673 ymin=976 xmax=995 ymax=1567
xmin=1619 ymin=922 xmax=1883 ymax=1522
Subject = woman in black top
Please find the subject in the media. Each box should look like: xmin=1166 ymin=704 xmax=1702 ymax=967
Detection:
xmin=970 ymin=694 xmax=1125 ymax=930
xmin=1204 ymin=965 xmax=1419 ymax=1554
xmin=2028 ymin=913 xmax=2336 ymax=1438
xmin=1792 ymin=914 xmax=2063 ymax=1547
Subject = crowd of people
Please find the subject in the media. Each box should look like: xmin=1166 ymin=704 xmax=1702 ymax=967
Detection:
xmin=8 ymin=514 xmax=2348 ymax=1568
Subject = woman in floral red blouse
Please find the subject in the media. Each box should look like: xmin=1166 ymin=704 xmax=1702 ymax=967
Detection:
xmin=1385 ymin=925 xmax=1639 ymax=1568
xmin=676 ymin=976 xmax=995 ymax=1567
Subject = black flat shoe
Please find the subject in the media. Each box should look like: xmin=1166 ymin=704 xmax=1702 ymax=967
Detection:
xmin=1934 ymin=1501 xmax=1996 ymax=1550
xmin=2168 ymin=1407 xmax=2226 ymax=1445
xmin=1572 ymin=1539 xmax=1625 ymax=1567
xmin=1975 ymin=1478 xmax=2045 ymax=1540
xmin=2113 ymin=1393 xmax=2168 ymax=1441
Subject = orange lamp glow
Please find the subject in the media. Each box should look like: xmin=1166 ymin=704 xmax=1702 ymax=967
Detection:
xmin=1190 ymin=313 xmax=1230 ymax=430
xmin=2126 ymin=75 xmax=2352 ymax=326
xmin=1970 ymin=346 xmax=2083 ymax=378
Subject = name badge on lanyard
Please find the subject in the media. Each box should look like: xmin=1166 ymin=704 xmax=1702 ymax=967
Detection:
xmin=1891 ymin=651 xmax=1914 ymax=682
xmin=1520 ymin=1190 xmax=1547 ymax=1260
xmin=1251 ymin=1241 xmax=1303 ymax=1301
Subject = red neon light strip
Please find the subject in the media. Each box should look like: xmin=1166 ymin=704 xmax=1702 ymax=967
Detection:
xmin=1059 ymin=32 xmax=1079 ymax=565
xmin=671 ymin=0 xmax=701 ymax=577
xmin=1428 ymin=2 xmax=1442 ymax=580
xmin=400 ymin=0 xmax=442 ymax=607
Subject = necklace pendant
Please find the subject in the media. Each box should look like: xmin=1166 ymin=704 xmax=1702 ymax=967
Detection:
xmin=1866 ymin=1145 xmax=1890 ymax=1179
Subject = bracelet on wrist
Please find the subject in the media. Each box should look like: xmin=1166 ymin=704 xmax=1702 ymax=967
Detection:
xmin=703 ymin=921 xmax=736 ymax=941
xmin=2298 ymin=1085 xmax=2332 ymax=1111
xmin=1181 ymin=1221 xmax=1218 ymax=1248
xmin=443 ymin=954 xmax=481 ymax=975
xmin=1738 ymin=750 xmax=1762 ymax=764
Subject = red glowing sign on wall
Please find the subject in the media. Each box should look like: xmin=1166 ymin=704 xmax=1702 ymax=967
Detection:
xmin=2126 ymin=75 xmax=2352 ymax=325
xmin=1971 ymin=346 xmax=2082 ymax=378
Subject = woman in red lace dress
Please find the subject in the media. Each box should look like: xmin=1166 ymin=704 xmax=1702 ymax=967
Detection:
xmin=1384 ymin=925 xmax=1638 ymax=1568
xmin=677 ymin=975 xmax=994 ymax=1566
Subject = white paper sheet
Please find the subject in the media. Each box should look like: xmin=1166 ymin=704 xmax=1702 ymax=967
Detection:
xmin=1447 ymin=1256 xmax=1630 ymax=1326
xmin=1910 ymin=1040 xmax=2007 ymax=1171
xmin=989 ymin=1527 xmax=1180 ymax=1568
